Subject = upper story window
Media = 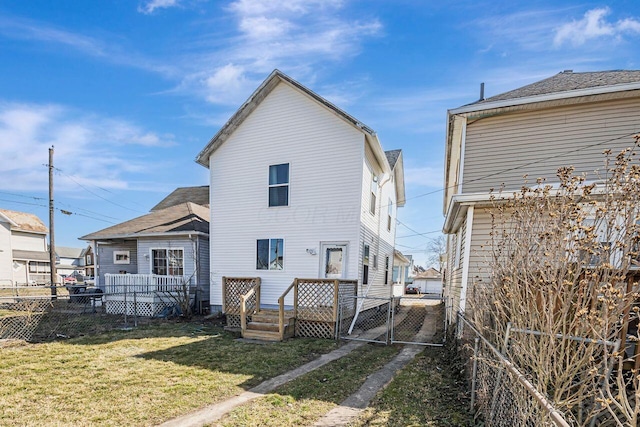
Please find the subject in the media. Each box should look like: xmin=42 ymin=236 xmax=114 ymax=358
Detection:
xmin=269 ymin=163 xmax=289 ymax=207
xmin=257 ymin=238 xmax=284 ymax=270
xmin=387 ymin=199 xmax=393 ymax=231
xmin=370 ymin=174 xmax=377 ymax=215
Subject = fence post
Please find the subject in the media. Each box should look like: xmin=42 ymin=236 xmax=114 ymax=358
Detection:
xmin=385 ymin=297 xmax=392 ymax=345
xmin=123 ymin=284 xmax=128 ymax=328
xmin=470 ymin=335 xmax=480 ymax=411
xmin=134 ymin=291 xmax=138 ymax=328
xmin=332 ymin=280 xmax=339 ymax=338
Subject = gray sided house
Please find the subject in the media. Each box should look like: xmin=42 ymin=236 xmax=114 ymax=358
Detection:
xmin=80 ymin=186 xmax=210 ymax=316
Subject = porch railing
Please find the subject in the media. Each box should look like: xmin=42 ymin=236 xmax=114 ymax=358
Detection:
xmin=240 ymin=282 xmax=261 ymax=335
xmin=222 ymin=277 xmax=261 ymax=329
xmin=278 ymin=278 xmax=358 ymax=340
xmin=104 ymin=274 xmax=189 ymax=294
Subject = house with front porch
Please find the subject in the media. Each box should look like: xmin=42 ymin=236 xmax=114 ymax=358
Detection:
xmin=0 ymin=208 xmax=51 ymax=286
xmin=196 ymin=69 xmax=405 ymax=340
xmin=80 ymin=186 xmax=210 ymax=316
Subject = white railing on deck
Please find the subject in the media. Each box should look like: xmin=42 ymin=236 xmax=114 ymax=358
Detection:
xmin=104 ymin=274 xmax=189 ymax=294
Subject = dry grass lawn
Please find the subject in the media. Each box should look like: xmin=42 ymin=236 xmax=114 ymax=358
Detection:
xmin=0 ymin=322 xmax=337 ymax=426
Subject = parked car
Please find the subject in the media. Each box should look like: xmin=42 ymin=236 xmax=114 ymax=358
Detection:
xmin=63 ymin=275 xmax=77 ymax=285
xmin=405 ymin=285 xmax=420 ymax=294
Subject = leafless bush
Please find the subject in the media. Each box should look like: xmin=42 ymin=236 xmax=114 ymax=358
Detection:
xmin=473 ymin=135 xmax=640 ymax=425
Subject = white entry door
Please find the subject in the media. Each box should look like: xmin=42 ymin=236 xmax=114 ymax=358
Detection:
xmin=321 ymin=244 xmax=347 ymax=279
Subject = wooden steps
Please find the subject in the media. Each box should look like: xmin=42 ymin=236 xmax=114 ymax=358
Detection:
xmin=242 ymin=309 xmax=295 ymax=341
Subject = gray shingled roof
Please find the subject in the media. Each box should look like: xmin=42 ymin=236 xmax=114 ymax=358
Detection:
xmin=151 ymin=186 xmax=209 ymax=211
xmin=56 ymin=246 xmax=84 ymax=259
xmin=0 ymin=208 xmax=47 ymax=233
xmin=80 ymin=202 xmax=209 ymax=240
xmin=13 ymin=250 xmax=50 ymax=261
xmin=385 ymin=149 xmax=402 ymax=169
xmin=479 ymin=70 xmax=640 ymax=104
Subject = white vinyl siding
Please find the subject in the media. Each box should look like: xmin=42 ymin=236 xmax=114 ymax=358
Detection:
xmin=11 ymin=231 xmax=47 ymax=252
xmin=0 ymin=223 xmax=13 ymax=284
xmin=462 ymin=97 xmax=640 ymax=194
xmin=209 ymin=82 xmax=364 ymax=307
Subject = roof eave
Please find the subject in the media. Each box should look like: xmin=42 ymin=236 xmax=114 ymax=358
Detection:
xmin=448 ymin=81 xmax=640 ymax=116
xmin=195 ymin=69 xmax=379 ymax=168
xmin=80 ymin=230 xmax=208 ymax=241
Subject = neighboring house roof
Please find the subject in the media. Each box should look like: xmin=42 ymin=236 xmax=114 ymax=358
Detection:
xmin=414 ymin=267 xmax=442 ymax=280
xmin=480 ymin=70 xmax=640 ymax=104
xmin=393 ymin=249 xmax=410 ymax=265
xmin=195 ymin=69 xmax=392 ymax=178
xmin=80 ymin=202 xmax=209 ymax=240
xmin=385 ymin=150 xmax=401 ymax=169
xmin=0 ymin=208 xmax=48 ymax=234
xmin=13 ymin=250 xmax=50 ymax=262
xmin=56 ymin=246 xmax=84 ymax=259
xmin=151 ymin=186 xmax=210 ymax=211
xmin=451 ymin=70 xmax=640 ymax=115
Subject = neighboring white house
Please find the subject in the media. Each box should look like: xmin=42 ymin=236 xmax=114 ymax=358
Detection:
xmin=196 ymin=69 xmax=406 ymax=313
xmin=55 ymin=246 xmax=86 ymax=279
xmin=0 ymin=208 xmax=51 ymax=286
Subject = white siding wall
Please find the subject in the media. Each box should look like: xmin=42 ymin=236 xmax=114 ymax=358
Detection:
xmin=12 ymin=231 xmax=47 ymax=252
xmin=357 ymin=142 xmax=397 ymax=309
xmin=209 ymin=82 xmax=364 ymax=308
xmin=0 ymin=222 xmax=12 ymax=284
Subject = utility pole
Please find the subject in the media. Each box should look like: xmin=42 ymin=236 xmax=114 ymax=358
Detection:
xmin=49 ymin=146 xmax=57 ymax=298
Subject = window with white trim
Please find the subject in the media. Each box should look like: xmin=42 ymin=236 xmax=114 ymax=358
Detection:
xmin=152 ymin=249 xmax=184 ymax=276
xmin=257 ymin=238 xmax=284 ymax=270
xmin=269 ymin=164 xmax=289 ymax=207
xmin=370 ymin=173 xmax=377 ymax=215
xmin=114 ymin=250 xmax=130 ymax=265
xmin=387 ymin=199 xmax=393 ymax=231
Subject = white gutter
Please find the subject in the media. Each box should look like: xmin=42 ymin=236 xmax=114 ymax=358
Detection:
xmin=448 ymin=82 xmax=640 ymax=116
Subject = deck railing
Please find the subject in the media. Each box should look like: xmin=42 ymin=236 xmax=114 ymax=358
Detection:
xmin=104 ymin=274 xmax=189 ymax=294
xmin=222 ymin=277 xmax=261 ymax=329
xmin=278 ymin=278 xmax=358 ymax=340
xmin=240 ymin=282 xmax=261 ymax=334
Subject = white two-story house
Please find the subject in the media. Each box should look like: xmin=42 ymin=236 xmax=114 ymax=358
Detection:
xmin=196 ymin=70 xmax=405 ymax=317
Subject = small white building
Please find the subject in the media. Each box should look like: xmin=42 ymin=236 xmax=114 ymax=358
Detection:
xmin=412 ymin=267 xmax=443 ymax=296
xmin=196 ymin=70 xmax=406 ymax=313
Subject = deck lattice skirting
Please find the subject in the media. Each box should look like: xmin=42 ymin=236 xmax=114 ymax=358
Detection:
xmin=222 ymin=277 xmax=261 ymax=328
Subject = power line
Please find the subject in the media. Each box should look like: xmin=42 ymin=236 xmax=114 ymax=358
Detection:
xmin=396 ymin=229 xmax=442 ymax=238
xmin=54 ymin=168 xmax=146 ymax=214
xmin=0 ymin=198 xmax=115 ymax=224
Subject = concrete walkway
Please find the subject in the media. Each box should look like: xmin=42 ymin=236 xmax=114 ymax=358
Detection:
xmin=158 ymin=303 xmax=442 ymax=427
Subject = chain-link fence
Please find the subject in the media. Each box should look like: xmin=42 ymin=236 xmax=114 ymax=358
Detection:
xmin=457 ymin=312 xmax=571 ymax=427
xmin=0 ymin=284 xmax=205 ymax=343
xmin=338 ymin=295 xmax=444 ymax=346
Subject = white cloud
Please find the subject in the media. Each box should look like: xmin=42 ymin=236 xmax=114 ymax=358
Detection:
xmin=0 ymin=102 xmax=175 ymax=192
xmin=178 ymin=0 xmax=382 ymax=105
xmin=0 ymin=15 xmax=177 ymax=76
xmin=554 ymin=7 xmax=640 ymax=47
xmin=138 ymin=0 xmax=181 ymax=14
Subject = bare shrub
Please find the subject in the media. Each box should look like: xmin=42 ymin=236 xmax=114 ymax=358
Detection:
xmin=473 ymin=135 xmax=640 ymax=425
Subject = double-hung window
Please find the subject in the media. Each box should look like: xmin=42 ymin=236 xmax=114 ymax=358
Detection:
xmin=370 ymin=174 xmax=377 ymax=215
xmin=152 ymin=249 xmax=184 ymax=276
xmin=257 ymin=238 xmax=284 ymax=270
xmin=269 ymin=164 xmax=289 ymax=207
xmin=387 ymin=199 xmax=393 ymax=231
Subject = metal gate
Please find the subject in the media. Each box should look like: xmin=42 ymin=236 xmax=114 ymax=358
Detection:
xmin=337 ymin=294 xmax=444 ymax=346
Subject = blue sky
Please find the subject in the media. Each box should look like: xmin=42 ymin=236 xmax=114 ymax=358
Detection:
xmin=0 ymin=0 xmax=639 ymax=266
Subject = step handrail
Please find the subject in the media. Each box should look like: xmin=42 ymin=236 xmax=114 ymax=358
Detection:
xmin=278 ymin=279 xmax=298 ymax=340
xmin=240 ymin=282 xmax=261 ymax=335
